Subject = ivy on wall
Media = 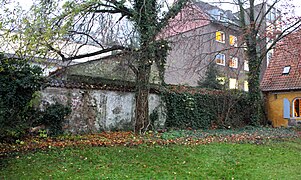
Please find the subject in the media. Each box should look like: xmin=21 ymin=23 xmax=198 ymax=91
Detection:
xmin=164 ymin=90 xmax=250 ymax=129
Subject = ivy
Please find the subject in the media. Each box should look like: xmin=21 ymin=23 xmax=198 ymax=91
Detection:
xmin=39 ymin=103 xmax=72 ymax=136
xmin=164 ymin=90 xmax=250 ymax=129
xmin=0 ymin=54 xmax=44 ymax=141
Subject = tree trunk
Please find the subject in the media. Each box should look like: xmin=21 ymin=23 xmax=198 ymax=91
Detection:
xmin=134 ymin=64 xmax=151 ymax=134
xmin=246 ymin=29 xmax=262 ymax=126
xmin=248 ymin=53 xmax=262 ymax=126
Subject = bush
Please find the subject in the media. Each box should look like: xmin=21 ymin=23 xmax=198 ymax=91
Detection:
xmin=164 ymin=90 xmax=250 ymax=130
xmin=41 ymin=103 xmax=71 ymax=136
xmin=0 ymin=55 xmax=44 ymax=141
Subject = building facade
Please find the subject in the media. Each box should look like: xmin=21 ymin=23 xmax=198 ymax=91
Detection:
xmin=160 ymin=0 xmax=281 ymax=91
xmin=261 ymin=29 xmax=301 ymax=127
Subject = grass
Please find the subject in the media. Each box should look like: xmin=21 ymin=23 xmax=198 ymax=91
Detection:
xmin=1 ymin=139 xmax=301 ymax=179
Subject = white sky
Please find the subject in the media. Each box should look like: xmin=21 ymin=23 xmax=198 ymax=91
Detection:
xmin=14 ymin=0 xmax=301 ymax=17
xmin=203 ymin=0 xmax=301 ymax=16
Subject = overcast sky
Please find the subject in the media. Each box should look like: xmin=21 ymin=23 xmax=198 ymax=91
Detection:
xmin=11 ymin=0 xmax=301 ymax=17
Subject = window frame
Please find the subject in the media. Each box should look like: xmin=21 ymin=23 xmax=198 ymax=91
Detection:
xmin=215 ymin=53 xmax=226 ymax=66
xmin=229 ymin=56 xmax=238 ymax=69
xmin=244 ymin=81 xmax=249 ymax=92
xmin=244 ymin=60 xmax=249 ymax=71
xmin=282 ymin=66 xmax=291 ymax=74
xmin=229 ymin=35 xmax=237 ymax=47
xmin=216 ymin=31 xmax=225 ymax=43
xmin=216 ymin=76 xmax=226 ymax=85
xmin=229 ymin=78 xmax=238 ymax=89
xmin=293 ymin=98 xmax=301 ymax=118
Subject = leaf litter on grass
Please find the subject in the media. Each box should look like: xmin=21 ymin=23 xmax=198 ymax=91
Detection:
xmin=0 ymin=127 xmax=300 ymax=156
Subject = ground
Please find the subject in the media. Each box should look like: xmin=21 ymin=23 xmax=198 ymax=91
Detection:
xmin=1 ymin=127 xmax=301 ymax=179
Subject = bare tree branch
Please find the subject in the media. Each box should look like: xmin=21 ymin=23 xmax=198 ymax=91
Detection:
xmin=62 ymin=45 xmax=131 ymax=61
xmin=69 ymin=30 xmax=104 ymax=48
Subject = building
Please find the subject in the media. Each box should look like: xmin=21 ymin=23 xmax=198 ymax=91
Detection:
xmin=261 ymin=29 xmax=301 ymax=127
xmin=236 ymin=2 xmax=282 ymax=76
xmin=159 ymin=0 xmax=281 ymax=91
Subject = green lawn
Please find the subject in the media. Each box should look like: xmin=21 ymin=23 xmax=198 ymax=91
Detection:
xmin=1 ymin=139 xmax=301 ymax=179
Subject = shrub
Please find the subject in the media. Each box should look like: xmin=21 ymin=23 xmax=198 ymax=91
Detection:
xmin=0 ymin=55 xmax=44 ymax=141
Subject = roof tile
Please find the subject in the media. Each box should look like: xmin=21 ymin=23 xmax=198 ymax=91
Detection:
xmin=261 ymin=30 xmax=301 ymax=91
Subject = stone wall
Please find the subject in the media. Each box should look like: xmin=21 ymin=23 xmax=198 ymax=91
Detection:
xmin=40 ymin=87 xmax=165 ymax=134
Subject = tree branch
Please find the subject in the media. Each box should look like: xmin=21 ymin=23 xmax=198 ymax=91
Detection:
xmin=68 ymin=30 xmax=104 ymax=49
xmin=90 ymin=1 xmax=133 ymax=18
xmin=258 ymin=19 xmax=301 ymax=63
xmin=46 ymin=44 xmax=66 ymax=60
xmin=62 ymin=45 xmax=131 ymax=61
xmin=156 ymin=0 xmax=189 ymax=35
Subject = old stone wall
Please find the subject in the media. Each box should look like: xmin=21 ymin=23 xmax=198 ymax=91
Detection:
xmin=40 ymin=87 xmax=165 ymax=134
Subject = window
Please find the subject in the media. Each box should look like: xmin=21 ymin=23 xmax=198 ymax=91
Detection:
xmin=244 ymin=81 xmax=249 ymax=92
xmin=217 ymin=77 xmax=226 ymax=85
xmin=267 ymin=9 xmax=276 ymax=22
xmin=216 ymin=31 xmax=225 ymax=43
xmin=293 ymin=98 xmax=301 ymax=117
xmin=215 ymin=54 xmax=225 ymax=66
xmin=282 ymin=66 xmax=291 ymax=74
xmin=244 ymin=60 xmax=249 ymax=71
xmin=229 ymin=35 xmax=237 ymax=46
xmin=229 ymin=78 xmax=238 ymax=89
xmin=229 ymin=57 xmax=238 ymax=68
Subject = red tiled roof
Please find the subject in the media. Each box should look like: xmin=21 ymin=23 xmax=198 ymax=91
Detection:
xmin=261 ymin=29 xmax=301 ymax=92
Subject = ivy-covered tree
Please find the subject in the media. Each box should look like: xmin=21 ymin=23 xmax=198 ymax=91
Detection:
xmin=4 ymin=0 xmax=189 ymax=134
xmin=234 ymin=0 xmax=301 ymax=125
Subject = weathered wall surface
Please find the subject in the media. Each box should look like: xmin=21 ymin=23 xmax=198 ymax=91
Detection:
xmin=41 ymin=87 xmax=165 ymax=134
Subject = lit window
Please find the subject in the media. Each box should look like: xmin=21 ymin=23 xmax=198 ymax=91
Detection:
xmin=229 ymin=78 xmax=238 ymax=89
xmin=216 ymin=31 xmax=225 ymax=43
xmin=229 ymin=57 xmax=238 ymax=68
xmin=293 ymin=98 xmax=301 ymax=117
xmin=229 ymin=35 xmax=237 ymax=46
xmin=282 ymin=66 xmax=290 ymax=74
xmin=215 ymin=54 xmax=225 ymax=66
xmin=244 ymin=60 xmax=249 ymax=71
xmin=217 ymin=77 xmax=226 ymax=85
xmin=244 ymin=81 xmax=249 ymax=92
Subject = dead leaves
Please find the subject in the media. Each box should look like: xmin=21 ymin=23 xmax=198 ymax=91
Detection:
xmin=1 ymin=128 xmax=300 ymax=155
